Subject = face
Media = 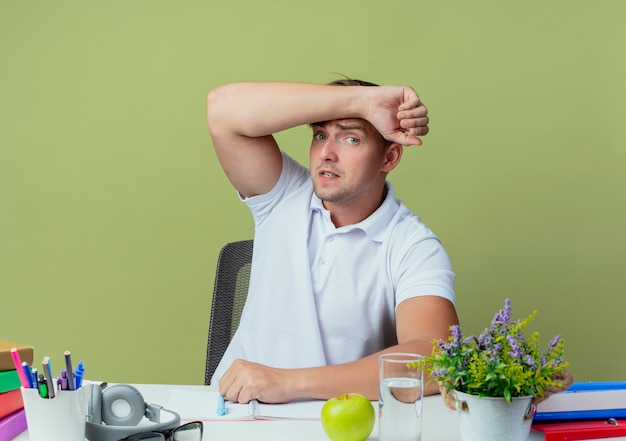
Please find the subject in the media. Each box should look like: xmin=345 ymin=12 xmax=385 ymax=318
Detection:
xmin=309 ymin=119 xmax=399 ymax=211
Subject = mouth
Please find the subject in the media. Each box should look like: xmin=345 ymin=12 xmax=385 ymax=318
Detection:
xmin=318 ymin=169 xmax=340 ymax=178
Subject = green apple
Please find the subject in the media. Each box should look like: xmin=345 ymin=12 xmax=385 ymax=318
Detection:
xmin=321 ymin=393 xmax=375 ymax=441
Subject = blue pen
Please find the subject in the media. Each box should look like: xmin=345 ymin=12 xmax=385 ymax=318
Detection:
xmin=74 ymin=361 xmax=84 ymax=389
xmin=31 ymin=368 xmax=38 ymax=390
xmin=21 ymin=362 xmax=34 ymax=388
xmin=216 ymin=395 xmax=227 ymax=416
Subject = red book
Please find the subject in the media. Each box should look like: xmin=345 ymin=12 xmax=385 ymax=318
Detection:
xmin=532 ymin=419 xmax=626 ymax=440
xmin=0 ymin=389 xmax=24 ymax=420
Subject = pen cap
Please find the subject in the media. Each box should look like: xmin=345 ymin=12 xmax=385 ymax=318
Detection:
xmin=21 ymin=383 xmax=89 ymax=441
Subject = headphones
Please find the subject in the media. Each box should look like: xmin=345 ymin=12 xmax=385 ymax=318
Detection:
xmin=85 ymin=383 xmax=181 ymax=441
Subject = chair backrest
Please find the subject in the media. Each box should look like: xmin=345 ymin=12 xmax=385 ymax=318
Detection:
xmin=204 ymin=240 xmax=253 ymax=385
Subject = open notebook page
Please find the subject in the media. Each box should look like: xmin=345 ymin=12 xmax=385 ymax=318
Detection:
xmin=167 ymin=390 xmax=324 ymax=421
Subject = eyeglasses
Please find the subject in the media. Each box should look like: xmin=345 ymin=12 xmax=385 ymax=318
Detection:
xmin=117 ymin=421 xmax=203 ymax=441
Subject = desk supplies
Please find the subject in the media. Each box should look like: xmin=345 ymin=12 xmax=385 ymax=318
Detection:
xmin=0 ymin=389 xmax=24 ymax=421
xmin=57 ymin=368 xmax=70 ymax=391
xmin=534 ymin=381 xmax=626 ymax=423
xmin=9 ymin=349 xmax=29 ymax=390
xmin=18 ymin=350 xmax=85 ymax=401
xmin=37 ymin=374 xmax=48 ymax=399
xmin=41 ymin=358 xmax=55 ymax=399
xmin=0 ymin=408 xmax=27 ymax=441
xmin=64 ymin=351 xmax=75 ymax=391
xmin=29 ymin=368 xmax=38 ymax=392
xmin=0 ymin=371 xmax=22 ymax=394
xmin=21 ymin=383 xmax=89 ymax=441
xmin=0 ymin=341 xmax=33 ymax=372
xmin=532 ymin=419 xmax=626 ymax=440
xmin=0 ymin=341 xmax=34 ymax=440
xmin=168 ymin=389 xmax=325 ymax=421
xmin=74 ymin=361 xmax=84 ymax=389
xmin=21 ymin=362 xmax=34 ymax=389
xmin=216 ymin=395 xmax=227 ymax=416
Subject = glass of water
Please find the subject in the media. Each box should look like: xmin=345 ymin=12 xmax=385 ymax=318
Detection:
xmin=379 ymin=353 xmax=424 ymax=441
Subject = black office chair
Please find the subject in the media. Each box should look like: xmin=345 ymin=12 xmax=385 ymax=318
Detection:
xmin=204 ymin=240 xmax=253 ymax=385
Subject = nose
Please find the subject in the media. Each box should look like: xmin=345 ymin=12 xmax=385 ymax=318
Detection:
xmin=318 ymin=138 xmax=338 ymax=162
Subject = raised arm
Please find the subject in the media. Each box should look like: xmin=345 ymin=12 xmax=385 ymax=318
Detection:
xmin=206 ymin=82 xmax=428 ymax=197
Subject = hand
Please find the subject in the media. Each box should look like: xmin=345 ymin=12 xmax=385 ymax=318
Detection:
xmin=364 ymin=86 xmax=429 ymax=146
xmin=218 ymin=359 xmax=294 ymax=404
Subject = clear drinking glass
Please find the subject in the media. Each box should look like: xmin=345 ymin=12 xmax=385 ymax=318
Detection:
xmin=379 ymin=353 xmax=424 ymax=441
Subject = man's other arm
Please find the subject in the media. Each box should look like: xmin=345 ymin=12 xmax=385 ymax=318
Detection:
xmin=218 ymin=296 xmax=458 ymax=403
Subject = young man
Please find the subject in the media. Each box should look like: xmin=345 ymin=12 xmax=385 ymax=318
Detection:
xmin=206 ymin=79 xmax=458 ymax=404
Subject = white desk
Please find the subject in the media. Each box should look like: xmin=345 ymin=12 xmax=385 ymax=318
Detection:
xmin=154 ymin=384 xmax=462 ymax=441
xmin=14 ymin=383 xmax=461 ymax=441
xmin=25 ymin=384 xmax=613 ymax=440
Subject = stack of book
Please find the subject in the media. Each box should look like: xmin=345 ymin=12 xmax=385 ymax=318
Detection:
xmin=0 ymin=340 xmax=33 ymax=441
xmin=531 ymin=381 xmax=626 ymax=440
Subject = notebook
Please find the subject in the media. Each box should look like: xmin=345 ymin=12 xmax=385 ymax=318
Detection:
xmin=167 ymin=389 xmax=326 ymax=421
xmin=534 ymin=382 xmax=626 ymax=423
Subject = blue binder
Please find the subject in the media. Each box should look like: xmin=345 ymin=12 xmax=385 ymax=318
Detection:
xmin=533 ymin=381 xmax=626 ymax=423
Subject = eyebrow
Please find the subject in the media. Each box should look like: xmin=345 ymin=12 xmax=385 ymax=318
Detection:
xmin=312 ymin=121 xmax=367 ymax=132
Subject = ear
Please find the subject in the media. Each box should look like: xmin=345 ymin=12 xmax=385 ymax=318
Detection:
xmin=381 ymin=143 xmax=403 ymax=173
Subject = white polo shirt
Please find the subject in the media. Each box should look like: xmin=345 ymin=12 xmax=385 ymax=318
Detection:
xmin=211 ymin=152 xmax=455 ymax=383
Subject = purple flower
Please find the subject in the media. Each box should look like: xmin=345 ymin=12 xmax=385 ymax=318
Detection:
xmin=452 ymin=325 xmax=463 ymax=345
xmin=492 ymin=298 xmax=512 ymax=327
xmin=425 ymin=298 xmax=569 ymax=400
xmin=548 ymin=335 xmax=562 ymax=352
xmin=477 ymin=331 xmax=492 ymax=348
xmin=432 ymin=368 xmax=448 ymax=378
xmin=507 ymin=335 xmax=523 ymax=359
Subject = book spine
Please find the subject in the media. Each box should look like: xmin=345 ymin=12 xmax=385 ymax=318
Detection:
xmin=0 ymin=409 xmax=27 ymax=441
xmin=0 ymin=371 xmax=21 ymax=394
xmin=0 ymin=389 xmax=24 ymax=420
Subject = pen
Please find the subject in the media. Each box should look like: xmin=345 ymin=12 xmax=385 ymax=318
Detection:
xmin=22 ymin=362 xmax=34 ymax=389
xmin=74 ymin=361 xmax=84 ymax=389
xmin=10 ymin=348 xmax=30 ymax=389
xmin=57 ymin=368 xmax=69 ymax=391
xmin=31 ymin=368 xmax=38 ymax=391
xmin=42 ymin=358 xmax=55 ymax=399
xmin=44 ymin=356 xmax=53 ymax=380
xmin=38 ymin=374 xmax=48 ymax=398
xmin=64 ymin=351 xmax=75 ymax=390
xmin=217 ymin=395 xmax=227 ymax=416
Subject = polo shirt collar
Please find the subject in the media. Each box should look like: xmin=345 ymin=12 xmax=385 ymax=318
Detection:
xmin=309 ymin=183 xmax=399 ymax=242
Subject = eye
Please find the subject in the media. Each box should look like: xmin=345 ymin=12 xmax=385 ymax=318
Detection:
xmin=313 ymin=133 xmax=326 ymax=141
xmin=345 ymin=136 xmax=359 ymax=145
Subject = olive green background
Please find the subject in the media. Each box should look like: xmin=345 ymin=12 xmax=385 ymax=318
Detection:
xmin=1 ymin=1 xmax=624 ymax=385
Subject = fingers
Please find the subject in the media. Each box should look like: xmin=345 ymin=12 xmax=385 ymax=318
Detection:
xmin=400 ymin=115 xmax=429 ymax=130
xmin=397 ymin=86 xmax=422 ymax=111
xmin=218 ymin=360 xmax=286 ymax=404
xmin=392 ymin=132 xmax=425 ymax=147
xmin=397 ymin=97 xmax=422 ymax=112
xmin=218 ymin=360 xmax=248 ymax=403
xmin=397 ymin=103 xmax=428 ymax=123
xmin=220 ymin=377 xmax=253 ymax=404
xmin=397 ymin=104 xmax=429 ymax=144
